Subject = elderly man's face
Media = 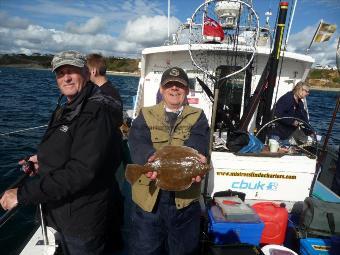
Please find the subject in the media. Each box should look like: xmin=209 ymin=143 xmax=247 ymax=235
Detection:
xmin=55 ymin=65 xmax=89 ymax=102
xmin=160 ymin=82 xmax=188 ymax=110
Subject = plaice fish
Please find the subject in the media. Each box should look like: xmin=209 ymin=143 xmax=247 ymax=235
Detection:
xmin=125 ymin=145 xmax=210 ymax=191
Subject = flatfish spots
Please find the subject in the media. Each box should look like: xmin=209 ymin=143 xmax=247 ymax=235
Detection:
xmin=125 ymin=145 xmax=209 ymax=191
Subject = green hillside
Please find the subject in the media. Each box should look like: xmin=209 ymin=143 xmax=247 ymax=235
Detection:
xmin=0 ymin=54 xmax=139 ymax=73
xmin=307 ymin=69 xmax=340 ymax=88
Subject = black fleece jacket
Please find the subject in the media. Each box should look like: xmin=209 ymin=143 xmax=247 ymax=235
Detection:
xmin=18 ymin=82 xmax=122 ymax=237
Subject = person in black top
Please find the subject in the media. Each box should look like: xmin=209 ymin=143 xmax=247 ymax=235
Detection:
xmin=0 ymin=51 xmax=123 ymax=255
xmin=271 ymin=81 xmax=311 ymax=143
xmin=87 ymin=52 xmax=126 ymax=252
xmin=87 ymin=53 xmax=123 ymax=126
xmin=87 ymin=54 xmax=121 ymax=100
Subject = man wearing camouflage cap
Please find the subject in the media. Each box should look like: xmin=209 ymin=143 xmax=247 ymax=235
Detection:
xmin=128 ymin=67 xmax=210 ymax=255
xmin=1 ymin=50 xmax=123 ymax=254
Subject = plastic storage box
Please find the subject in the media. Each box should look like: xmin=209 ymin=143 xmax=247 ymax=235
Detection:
xmin=300 ymin=238 xmax=331 ymax=255
xmin=208 ymin=206 xmax=264 ymax=245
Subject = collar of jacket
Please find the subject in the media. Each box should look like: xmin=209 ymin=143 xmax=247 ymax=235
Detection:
xmin=65 ymin=82 xmax=97 ymax=121
xmin=54 ymin=82 xmax=122 ymax=125
xmin=150 ymin=101 xmax=200 ymax=122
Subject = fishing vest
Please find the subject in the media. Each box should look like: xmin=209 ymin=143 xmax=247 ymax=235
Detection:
xmin=131 ymin=102 xmax=203 ymax=212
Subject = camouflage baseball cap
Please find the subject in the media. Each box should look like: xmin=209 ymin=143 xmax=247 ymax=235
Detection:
xmin=51 ymin=50 xmax=86 ymax=72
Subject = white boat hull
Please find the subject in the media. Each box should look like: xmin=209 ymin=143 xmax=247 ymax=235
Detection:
xmin=207 ymin=152 xmax=317 ymax=210
xmin=20 ymin=226 xmax=58 ymax=255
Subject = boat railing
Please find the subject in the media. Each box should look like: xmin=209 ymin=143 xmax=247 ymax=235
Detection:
xmin=171 ymin=0 xmax=261 ymax=50
xmin=132 ymin=77 xmax=145 ymax=118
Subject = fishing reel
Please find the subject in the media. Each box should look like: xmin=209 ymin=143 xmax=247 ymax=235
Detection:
xmin=21 ymin=156 xmax=36 ymax=175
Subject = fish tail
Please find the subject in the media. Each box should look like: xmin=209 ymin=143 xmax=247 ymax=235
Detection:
xmin=125 ymin=164 xmax=148 ymax=184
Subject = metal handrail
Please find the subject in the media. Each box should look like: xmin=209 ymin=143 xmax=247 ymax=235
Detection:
xmin=255 ymin=116 xmax=317 ymax=141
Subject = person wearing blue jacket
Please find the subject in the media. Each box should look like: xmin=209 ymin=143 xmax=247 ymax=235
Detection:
xmin=271 ymin=81 xmax=311 ymax=142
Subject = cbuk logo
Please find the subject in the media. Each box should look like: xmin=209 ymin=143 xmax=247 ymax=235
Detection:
xmin=231 ymin=180 xmax=278 ymax=191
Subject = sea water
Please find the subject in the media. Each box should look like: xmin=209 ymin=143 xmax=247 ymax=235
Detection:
xmin=0 ymin=67 xmax=339 ymax=254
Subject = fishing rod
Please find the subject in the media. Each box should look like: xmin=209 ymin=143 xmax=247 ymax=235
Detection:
xmin=0 ymin=125 xmax=48 ymax=137
xmin=0 ymin=159 xmax=35 ymax=228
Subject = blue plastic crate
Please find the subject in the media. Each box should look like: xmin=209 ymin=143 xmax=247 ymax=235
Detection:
xmin=207 ymin=208 xmax=264 ymax=245
xmin=300 ymin=238 xmax=331 ymax=255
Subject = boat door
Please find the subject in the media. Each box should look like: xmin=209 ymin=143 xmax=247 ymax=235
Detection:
xmin=214 ymin=65 xmax=248 ymax=133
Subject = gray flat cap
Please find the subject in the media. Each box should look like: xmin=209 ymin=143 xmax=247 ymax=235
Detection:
xmin=51 ymin=50 xmax=86 ymax=72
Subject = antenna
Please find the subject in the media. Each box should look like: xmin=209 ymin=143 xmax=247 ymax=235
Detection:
xmin=285 ymin=0 xmax=298 ymax=47
xmin=168 ymin=0 xmax=170 ymax=42
xmin=265 ymin=9 xmax=272 ymax=28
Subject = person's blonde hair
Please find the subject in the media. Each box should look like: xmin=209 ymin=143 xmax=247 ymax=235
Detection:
xmin=293 ymin=81 xmax=310 ymax=95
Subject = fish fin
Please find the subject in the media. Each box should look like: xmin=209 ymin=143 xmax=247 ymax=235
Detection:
xmin=125 ymin=164 xmax=147 ymax=184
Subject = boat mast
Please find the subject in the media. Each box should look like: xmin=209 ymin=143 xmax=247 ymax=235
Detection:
xmin=167 ymin=0 xmax=170 ymax=43
xmin=337 ymin=37 xmax=340 ymax=72
xmin=259 ymin=2 xmax=289 ymax=135
xmin=238 ymin=1 xmax=289 ymax=136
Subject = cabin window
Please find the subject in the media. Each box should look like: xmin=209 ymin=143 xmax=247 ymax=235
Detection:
xmin=188 ymin=78 xmax=199 ymax=91
xmin=215 ymin=65 xmax=245 ymax=133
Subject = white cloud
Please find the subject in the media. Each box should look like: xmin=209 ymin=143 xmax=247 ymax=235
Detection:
xmin=65 ymin=17 xmax=106 ymax=35
xmin=121 ymin=15 xmax=180 ymax=46
xmin=287 ymin=25 xmax=338 ymax=66
xmin=0 ymin=21 xmax=141 ymax=57
xmin=0 ymin=0 xmax=170 ymax=56
xmin=0 ymin=11 xmax=30 ymax=29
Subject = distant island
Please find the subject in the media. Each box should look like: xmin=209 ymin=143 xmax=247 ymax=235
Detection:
xmin=0 ymin=53 xmax=339 ymax=90
xmin=0 ymin=53 xmax=139 ymax=75
xmin=307 ymin=69 xmax=340 ymax=90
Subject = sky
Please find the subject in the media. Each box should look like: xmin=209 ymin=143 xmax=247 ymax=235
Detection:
xmin=0 ymin=0 xmax=339 ymax=66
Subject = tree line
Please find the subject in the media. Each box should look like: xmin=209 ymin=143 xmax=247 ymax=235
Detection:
xmin=0 ymin=54 xmax=139 ymax=73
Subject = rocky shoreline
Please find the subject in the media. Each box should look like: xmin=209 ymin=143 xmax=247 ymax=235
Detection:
xmin=310 ymin=86 xmax=340 ymax=92
xmin=106 ymin=71 xmax=140 ymax=77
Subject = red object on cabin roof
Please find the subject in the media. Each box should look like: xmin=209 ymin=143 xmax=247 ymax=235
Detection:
xmin=203 ymin=16 xmax=224 ymax=42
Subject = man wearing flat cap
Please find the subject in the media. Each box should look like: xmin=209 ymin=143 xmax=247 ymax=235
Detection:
xmin=1 ymin=50 xmax=123 ymax=254
xmin=128 ymin=67 xmax=210 ymax=255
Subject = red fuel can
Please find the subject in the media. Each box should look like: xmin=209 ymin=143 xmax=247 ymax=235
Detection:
xmin=252 ymin=202 xmax=288 ymax=245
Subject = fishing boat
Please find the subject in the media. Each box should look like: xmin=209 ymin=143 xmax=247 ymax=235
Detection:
xmin=131 ymin=0 xmax=340 ymax=252
xmin=132 ymin=0 xmax=339 ymax=207
xmin=1 ymin=0 xmax=339 ymax=254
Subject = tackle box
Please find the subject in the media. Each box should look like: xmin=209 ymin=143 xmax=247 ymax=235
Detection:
xmin=207 ymin=206 xmax=264 ymax=245
xmin=300 ymin=238 xmax=332 ymax=255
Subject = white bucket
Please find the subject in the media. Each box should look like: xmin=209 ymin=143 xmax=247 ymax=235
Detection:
xmin=261 ymin=244 xmax=298 ymax=255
